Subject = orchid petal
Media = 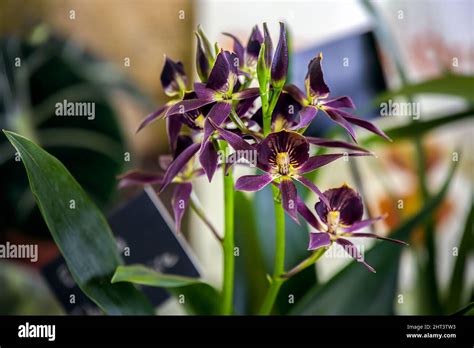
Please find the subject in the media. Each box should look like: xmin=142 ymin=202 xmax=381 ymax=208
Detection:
xmin=118 ymin=170 xmax=164 ymax=189
xmin=308 ymin=232 xmax=331 ymax=250
xmin=199 ymin=139 xmax=219 ymax=182
xmin=322 ymin=107 xmax=357 ymax=142
xmin=296 ymin=195 xmax=324 ymax=230
xmin=284 ymin=84 xmax=308 ymax=105
xmin=291 ymin=106 xmax=317 ymax=130
xmin=293 ymin=175 xmax=330 ymax=207
xmin=322 ymin=96 xmax=355 ymax=109
xmin=161 ymin=57 xmax=187 ymax=97
xmin=280 ymin=177 xmax=299 ymax=223
xmin=222 ymin=32 xmax=244 ymax=66
xmin=306 ymin=136 xmax=371 ymax=153
xmin=202 ymin=102 xmax=232 ymax=143
xmin=336 ymin=238 xmax=376 ymax=273
xmin=160 ymin=143 xmax=200 ymax=192
xmin=346 ymin=233 xmax=409 ymax=246
xmin=166 ymin=115 xmax=182 ymax=152
xmin=233 ymin=87 xmax=260 ymax=100
xmin=136 ymin=104 xmax=170 ymax=132
xmin=235 ymin=173 xmax=274 ymax=191
xmin=340 ymin=216 xmax=384 ymax=233
xmin=333 ymin=108 xmax=392 ymax=141
xmin=172 ymin=182 xmax=192 ymax=234
xmin=305 ymin=52 xmax=330 ymax=99
xmin=165 ymin=99 xmax=214 ymax=117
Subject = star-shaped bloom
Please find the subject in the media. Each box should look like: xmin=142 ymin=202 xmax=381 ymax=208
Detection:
xmin=285 ymin=53 xmax=391 ymax=142
xmin=299 ymin=184 xmax=408 ymax=272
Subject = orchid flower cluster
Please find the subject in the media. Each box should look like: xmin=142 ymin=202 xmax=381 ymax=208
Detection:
xmin=120 ymin=23 xmax=407 ymax=313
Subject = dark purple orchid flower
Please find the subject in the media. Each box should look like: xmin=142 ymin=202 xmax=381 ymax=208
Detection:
xmin=118 ymin=135 xmax=204 ymax=234
xmin=252 ymin=92 xmax=372 ymax=153
xmin=213 ymin=127 xmax=370 ymax=221
xmin=301 ymin=184 xmax=408 ymax=273
xmin=285 ymin=53 xmax=390 ymax=142
xmin=136 ymin=57 xmax=188 ymax=133
xmin=164 ymin=50 xmax=260 ymax=181
xmin=223 ymin=25 xmax=263 ymax=73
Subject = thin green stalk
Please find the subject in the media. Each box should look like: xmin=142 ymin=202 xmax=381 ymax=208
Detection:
xmin=257 ymin=82 xmax=288 ymax=314
xmin=282 ymin=247 xmax=327 ymax=279
xmin=258 ymin=184 xmax=286 ymax=315
xmin=220 ymin=141 xmax=235 ymax=315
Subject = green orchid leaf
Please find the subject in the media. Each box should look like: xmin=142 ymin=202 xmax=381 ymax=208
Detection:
xmin=446 ymin=200 xmax=474 ymax=313
xmin=112 ymin=264 xmax=220 ymax=315
xmin=362 ymin=109 xmax=473 ymax=146
xmin=375 ymin=75 xmax=474 ymax=104
xmin=3 ymin=130 xmax=153 ymax=315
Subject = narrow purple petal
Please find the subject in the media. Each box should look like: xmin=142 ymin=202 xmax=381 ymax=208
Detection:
xmin=199 ymin=139 xmax=219 ymax=182
xmin=322 ymin=96 xmax=355 ymax=109
xmin=347 ymin=233 xmax=408 ymax=246
xmin=246 ymin=25 xmax=263 ymax=62
xmin=296 ymin=195 xmax=324 ymax=230
xmin=235 ymin=173 xmax=274 ymax=191
xmin=292 ymin=106 xmax=317 ymax=130
xmin=160 ymin=143 xmax=200 ymax=192
xmin=341 ymin=216 xmax=384 ymax=233
xmin=208 ymin=118 xmax=255 ymax=153
xmin=194 ymin=82 xmax=219 ymax=100
xmin=118 ymin=170 xmax=164 ymax=189
xmin=336 ymin=238 xmax=376 ymax=273
xmin=271 ymin=22 xmax=288 ymax=86
xmin=222 ymin=32 xmax=244 ymax=66
xmin=305 ymin=52 xmax=330 ymax=99
xmin=165 ymin=99 xmax=215 ymax=117
xmin=322 ymin=107 xmax=357 ymax=142
xmin=137 ymin=104 xmax=170 ymax=132
xmin=233 ymin=87 xmax=260 ymax=100
xmin=172 ymin=182 xmax=192 ymax=234
xmin=161 ymin=57 xmax=187 ymax=97
xmin=166 ymin=115 xmax=182 ymax=152
xmin=280 ymin=177 xmax=299 ymax=223
xmin=293 ymin=175 xmax=330 ymax=207
xmin=308 ymin=233 xmax=331 ymax=250
xmin=283 ymin=84 xmax=308 ymax=105
xmin=306 ymin=136 xmax=371 ymax=153
xmin=297 ymin=154 xmax=343 ymax=174
xmin=207 ymin=51 xmax=236 ymax=94
xmin=202 ymin=102 xmax=232 ymax=143
xmin=334 ymin=109 xmax=392 ymax=141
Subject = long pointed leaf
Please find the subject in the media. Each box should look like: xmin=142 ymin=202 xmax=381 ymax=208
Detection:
xmin=112 ymin=264 xmax=220 ymax=315
xmin=3 ymin=130 xmax=153 ymax=315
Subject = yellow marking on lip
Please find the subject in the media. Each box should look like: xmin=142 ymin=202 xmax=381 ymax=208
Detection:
xmin=276 ymin=152 xmax=291 ymax=175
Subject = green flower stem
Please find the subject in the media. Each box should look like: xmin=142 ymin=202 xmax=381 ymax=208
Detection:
xmin=261 ymin=91 xmax=271 ymax=136
xmin=220 ymin=140 xmax=235 ymax=315
xmin=258 ymin=82 xmax=288 ymax=315
xmin=281 ymin=247 xmax=327 ymax=279
xmin=258 ymin=184 xmax=286 ymax=315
